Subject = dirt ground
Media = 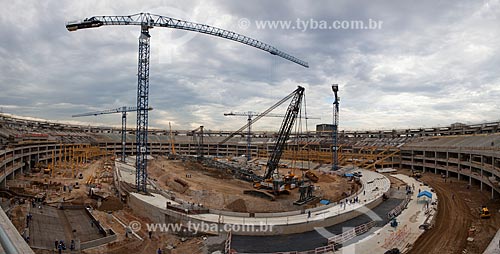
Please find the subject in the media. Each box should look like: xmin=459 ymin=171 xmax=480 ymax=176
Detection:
xmin=407 ymin=171 xmax=500 ymax=254
xmin=6 ymin=157 xmax=113 ymax=205
xmin=84 ymin=206 xmax=204 ymax=254
xmin=3 ymin=157 xmax=205 ymax=254
xmin=148 ymin=157 xmax=356 ymax=213
xmin=4 ymin=156 xmax=357 ymax=254
xmin=5 ymin=158 xmax=107 ymax=239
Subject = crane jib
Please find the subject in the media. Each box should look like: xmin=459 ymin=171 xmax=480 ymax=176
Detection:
xmin=65 ymin=13 xmax=308 ymax=68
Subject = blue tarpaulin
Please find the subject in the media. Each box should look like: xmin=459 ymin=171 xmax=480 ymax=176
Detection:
xmin=345 ymin=173 xmax=354 ymax=177
xmin=417 ymin=190 xmax=433 ymax=199
xmin=320 ymin=200 xmax=330 ymax=205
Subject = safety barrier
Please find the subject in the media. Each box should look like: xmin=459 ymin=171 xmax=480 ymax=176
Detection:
xmin=224 ymin=232 xmax=232 ymax=254
xmin=387 ymin=195 xmax=411 ymax=220
xmin=327 ymin=220 xmax=377 ymax=245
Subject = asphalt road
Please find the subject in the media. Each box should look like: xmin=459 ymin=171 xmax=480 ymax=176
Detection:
xmin=231 ymin=198 xmax=402 ymax=253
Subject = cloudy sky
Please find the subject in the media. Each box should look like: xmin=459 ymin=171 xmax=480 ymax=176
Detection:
xmin=1 ymin=0 xmax=499 ymax=132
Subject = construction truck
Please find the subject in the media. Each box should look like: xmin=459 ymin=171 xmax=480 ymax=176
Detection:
xmin=480 ymin=206 xmax=491 ymax=219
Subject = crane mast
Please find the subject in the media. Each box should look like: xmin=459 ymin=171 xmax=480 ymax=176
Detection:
xmin=332 ymin=85 xmax=340 ymax=171
xmin=135 ymin=26 xmax=151 ymax=191
xmin=66 ymin=13 xmax=308 ymax=192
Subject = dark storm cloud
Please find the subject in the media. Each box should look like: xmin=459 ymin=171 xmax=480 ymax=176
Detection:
xmin=0 ymin=0 xmax=499 ymax=130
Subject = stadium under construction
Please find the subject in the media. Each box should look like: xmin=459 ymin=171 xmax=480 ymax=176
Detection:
xmin=0 ymin=113 xmax=500 ymax=253
xmin=0 ymin=4 xmax=500 ymax=254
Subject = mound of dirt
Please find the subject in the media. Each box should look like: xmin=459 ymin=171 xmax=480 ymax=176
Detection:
xmin=166 ymin=178 xmax=189 ymax=193
xmin=226 ymin=198 xmax=247 ymax=213
xmin=97 ymin=196 xmax=123 ymax=211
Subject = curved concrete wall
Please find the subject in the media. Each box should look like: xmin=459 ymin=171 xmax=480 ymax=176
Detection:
xmin=127 ymin=192 xmax=387 ymax=236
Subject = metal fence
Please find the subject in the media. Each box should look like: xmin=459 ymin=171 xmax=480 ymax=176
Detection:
xmin=226 ymin=220 xmax=378 ymax=254
xmin=327 ymin=220 xmax=377 ymax=245
xmin=387 ymin=195 xmax=411 ymax=220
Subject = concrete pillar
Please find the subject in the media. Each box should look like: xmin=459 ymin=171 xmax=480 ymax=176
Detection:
xmin=20 ymin=149 xmax=24 ymax=175
xmin=481 ymin=181 xmax=483 ymax=191
xmin=458 ymin=153 xmax=461 ymax=180
xmin=434 ymin=154 xmax=438 ymax=174
xmin=492 ymin=188 xmax=494 ymax=199
xmin=411 ymin=150 xmax=414 ymax=171
xmin=446 ymin=151 xmax=450 ymax=176
xmin=469 ymin=154 xmax=472 ymax=176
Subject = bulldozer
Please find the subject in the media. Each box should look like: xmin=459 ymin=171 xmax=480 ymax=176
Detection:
xmin=480 ymin=206 xmax=491 ymax=219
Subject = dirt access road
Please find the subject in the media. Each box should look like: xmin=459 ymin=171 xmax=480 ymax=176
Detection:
xmin=408 ymin=172 xmax=500 ymax=254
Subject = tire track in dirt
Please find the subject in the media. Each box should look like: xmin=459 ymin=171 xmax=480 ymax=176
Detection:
xmin=409 ymin=175 xmax=473 ymax=254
